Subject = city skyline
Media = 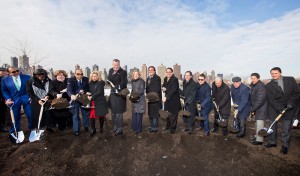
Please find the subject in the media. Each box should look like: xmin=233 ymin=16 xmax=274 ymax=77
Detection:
xmin=0 ymin=1 xmax=300 ymax=79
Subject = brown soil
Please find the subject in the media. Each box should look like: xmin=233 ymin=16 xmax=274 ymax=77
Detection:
xmin=0 ymin=101 xmax=300 ymax=176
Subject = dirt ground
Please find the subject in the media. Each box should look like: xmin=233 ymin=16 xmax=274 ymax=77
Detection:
xmin=0 ymin=100 xmax=300 ymax=176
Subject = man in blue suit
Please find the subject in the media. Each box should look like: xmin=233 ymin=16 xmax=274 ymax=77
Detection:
xmin=231 ymin=77 xmax=251 ymax=138
xmin=67 ymin=69 xmax=90 ymax=136
xmin=1 ymin=66 xmax=31 ymax=135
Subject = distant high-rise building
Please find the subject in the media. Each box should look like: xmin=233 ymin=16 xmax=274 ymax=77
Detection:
xmin=67 ymin=70 xmax=74 ymax=78
xmin=123 ymin=65 xmax=128 ymax=72
xmin=193 ymin=72 xmax=200 ymax=82
xmin=157 ymin=63 xmax=166 ymax=82
xmin=202 ymin=71 xmax=207 ymax=77
xmin=217 ymin=73 xmax=223 ymax=79
xmin=173 ymin=63 xmax=181 ymax=80
xmin=92 ymin=64 xmax=99 ymax=71
xmin=75 ymin=64 xmax=80 ymax=71
xmin=84 ymin=67 xmax=91 ymax=77
xmin=211 ymin=70 xmax=216 ymax=81
xmin=102 ymin=68 xmax=108 ymax=81
xmin=48 ymin=68 xmax=54 ymax=80
xmin=11 ymin=57 xmax=18 ymax=68
xmin=19 ymin=55 xmax=29 ymax=73
xmin=36 ymin=65 xmax=43 ymax=69
xmin=141 ymin=64 xmax=147 ymax=81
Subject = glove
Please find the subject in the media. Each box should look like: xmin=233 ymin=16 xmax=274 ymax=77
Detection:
xmin=196 ymin=103 xmax=201 ymax=111
xmin=286 ymin=104 xmax=293 ymax=110
xmin=250 ymin=111 xmax=255 ymax=116
xmin=162 ymin=87 xmax=166 ymax=92
xmin=71 ymin=95 xmax=77 ymax=101
xmin=162 ymin=97 xmax=167 ymax=102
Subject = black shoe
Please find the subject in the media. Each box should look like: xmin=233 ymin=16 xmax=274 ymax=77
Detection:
xmin=211 ymin=128 xmax=218 ymax=133
xmin=280 ymin=146 xmax=288 ymax=154
xmin=149 ymin=129 xmax=157 ymax=133
xmin=74 ymin=131 xmax=79 ymax=136
xmin=46 ymin=126 xmax=54 ymax=133
xmin=113 ymin=131 xmax=123 ymax=136
xmin=265 ymin=143 xmax=277 ymax=148
xmin=90 ymin=129 xmax=96 ymax=137
xmin=252 ymin=141 xmax=263 ymax=145
xmin=236 ymin=134 xmax=245 ymax=138
xmin=99 ymin=128 xmax=103 ymax=134
xmin=84 ymin=127 xmax=89 ymax=132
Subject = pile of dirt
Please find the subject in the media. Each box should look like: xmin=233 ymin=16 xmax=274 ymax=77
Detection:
xmin=0 ymin=102 xmax=300 ymax=176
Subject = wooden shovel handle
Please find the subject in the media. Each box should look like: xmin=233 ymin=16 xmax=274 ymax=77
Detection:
xmin=275 ymin=108 xmax=287 ymax=122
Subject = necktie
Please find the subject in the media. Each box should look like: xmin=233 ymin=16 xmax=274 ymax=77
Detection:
xmin=77 ymin=80 xmax=82 ymax=91
xmin=14 ymin=77 xmax=20 ymax=91
xmin=148 ymin=76 xmax=152 ymax=84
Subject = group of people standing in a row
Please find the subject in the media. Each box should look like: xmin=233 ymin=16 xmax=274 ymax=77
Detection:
xmin=0 ymin=59 xmax=299 ymax=155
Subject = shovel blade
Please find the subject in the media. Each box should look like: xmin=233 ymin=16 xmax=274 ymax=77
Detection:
xmin=10 ymin=131 xmax=25 ymax=144
xmin=258 ymin=128 xmax=270 ymax=137
xmin=29 ymin=130 xmax=45 ymax=142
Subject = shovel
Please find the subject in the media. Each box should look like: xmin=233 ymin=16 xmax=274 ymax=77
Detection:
xmin=258 ymin=108 xmax=288 ymax=137
xmin=8 ymin=103 xmax=25 ymax=144
xmin=212 ymin=101 xmax=227 ymax=127
xmin=159 ymin=91 xmax=171 ymax=120
xmin=228 ymin=105 xmax=239 ymax=133
xmin=29 ymin=99 xmax=47 ymax=142
xmin=179 ymin=97 xmax=191 ymax=118
xmin=195 ymin=102 xmax=205 ymax=121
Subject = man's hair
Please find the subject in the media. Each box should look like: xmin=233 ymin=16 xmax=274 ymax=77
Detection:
xmin=199 ymin=73 xmax=206 ymax=79
xmin=185 ymin=71 xmax=193 ymax=76
xmin=113 ymin=59 xmax=120 ymax=63
xmin=148 ymin=66 xmax=156 ymax=72
xmin=251 ymin=73 xmax=260 ymax=79
xmin=270 ymin=67 xmax=282 ymax=73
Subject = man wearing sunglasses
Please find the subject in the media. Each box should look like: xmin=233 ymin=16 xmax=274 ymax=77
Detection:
xmin=67 ymin=69 xmax=90 ymax=136
xmin=1 ymin=66 xmax=32 ymax=139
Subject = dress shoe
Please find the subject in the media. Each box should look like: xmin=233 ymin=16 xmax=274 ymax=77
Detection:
xmin=252 ymin=141 xmax=263 ymax=145
xmin=265 ymin=143 xmax=277 ymax=148
xmin=113 ymin=131 xmax=123 ymax=136
xmin=222 ymin=130 xmax=228 ymax=136
xmin=84 ymin=127 xmax=89 ymax=132
xmin=74 ymin=131 xmax=79 ymax=136
xmin=280 ymin=146 xmax=288 ymax=154
xmin=236 ymin=134 xmax=245 ymax=138
xmin=89 ymin=129 xmax=96 ymax=137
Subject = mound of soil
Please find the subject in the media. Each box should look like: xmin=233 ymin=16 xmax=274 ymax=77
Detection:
xmin=0 ymin=101 xmax=300 ymax=176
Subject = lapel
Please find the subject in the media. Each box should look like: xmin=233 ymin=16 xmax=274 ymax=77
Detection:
xmin=282 ymin=77 xmax=288 ymax=94
xmin=8 ymin=76 xmax=18 ymax=91
xmin=270 ymin=80 xmax=284 ymax=95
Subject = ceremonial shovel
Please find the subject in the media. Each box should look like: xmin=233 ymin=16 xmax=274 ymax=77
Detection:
xmin=159 ymin=91 xmax=171 ymax=120
xmin=8 ymin=103 xmax=25 ymax=144
xmin=258 ymin=108 xmax=287 ymax=137
xmin=212 ymin=101 xmax=227 ymax=127
xmin=29 ymin=99 xmax=47 ymax=142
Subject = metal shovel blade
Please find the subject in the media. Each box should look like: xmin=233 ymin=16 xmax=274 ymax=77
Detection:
xmin=228 ymin=126 xmax=239 ymax=133
xmin=11 ymin=131 xmax=25 ymax=144
xmin=29 ymin=130 xmax=45 ymax=142
xmin=258 ymin=127 xmax=272 ymax=137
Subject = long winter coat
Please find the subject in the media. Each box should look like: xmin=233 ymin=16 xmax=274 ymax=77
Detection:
xmin=182 ymin=79 xmax=197 ymax=116
xmin=212 ymin=81 xmax=231 ymax=117
xmin=197 ymin=81 xmax=212 ymax=115
xmin=26 ymin=76 xmax=52 ymax=128
xmin=48 ymin=78 xmax=71 ymax=117
xmin=89 ymin=80 xmax=109 ymax=117
xmin=250 ymin=80 xmax=267 ymax=120
xmin=107 ymin=68 xmax=128 ymax=113
xmin=131 ymin=78 xmax=146 ymax=113
xmin=266 ymin=76 xmax=300 ymax=120
xmin=146 ymin=74 xmax=161 ymax=117
xmin=162 ymin=75 xmax=181 ymax=114
xmin=231 ymin=83 xmax=251 ymax=119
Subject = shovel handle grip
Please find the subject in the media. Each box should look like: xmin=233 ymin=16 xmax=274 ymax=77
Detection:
xmin=10 ymin=109 xmax=15 ymax=124
xmin=274 ymin=108 xmax=287 ymax=122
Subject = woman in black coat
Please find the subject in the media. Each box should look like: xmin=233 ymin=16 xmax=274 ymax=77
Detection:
xmin=48 ymin=70 xmax=71 ymax=132
xmin=26 ymin=69 xmax=52 ymax=131
xmin=88 ymin=71 xmax=108 ymax=137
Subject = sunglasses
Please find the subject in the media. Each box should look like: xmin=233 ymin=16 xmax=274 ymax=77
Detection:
xmin=198 ymin=79 xmax=204 ymax=81
xmin=11 ymin=70 xmax=19 ymax=73
xmin=76 ymin=73 xmax=83 ymax=76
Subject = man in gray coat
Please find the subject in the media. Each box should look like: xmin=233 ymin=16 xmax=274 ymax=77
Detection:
xmin=265 ymin=67 xmax=300 ymax=154
xmin=250 ymin=73 xmax=268 ymax=145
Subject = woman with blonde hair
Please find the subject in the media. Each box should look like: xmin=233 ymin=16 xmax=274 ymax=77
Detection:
xmin=88 ymin=71 xmax=108 ymax=137
xmin=130 ymin=70 xmax=146 ymax=134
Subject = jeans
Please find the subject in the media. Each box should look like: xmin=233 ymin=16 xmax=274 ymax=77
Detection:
xmin=132 ymin=113 xmax=143 ymax=133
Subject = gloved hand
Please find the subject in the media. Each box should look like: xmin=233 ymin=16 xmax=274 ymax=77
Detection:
xmin=286 ymin=104 xmax=293 ymax=110
xmin=196 ymin=103 xmax=201 ymax=111
xmin=277 ymin=107 xmax=284 ymax=113
xmin=56 ymin=94 xmax=62 ymax=99
xmin=71 ymin=95 xmax=77 ymax=101
xmin=251 ymin=111 xmax=255 ymax=116
xmin=162 ymin=87 xmax=166 ymax=92
xmin=162 ymin=97 xmax=167 ymax=102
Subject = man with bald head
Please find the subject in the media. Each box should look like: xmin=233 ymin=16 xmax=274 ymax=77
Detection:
xmin=211 ymin=77 xmax=231 ymax=135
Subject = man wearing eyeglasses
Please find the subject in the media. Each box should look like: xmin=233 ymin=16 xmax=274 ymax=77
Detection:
xmin=67 ymin=69 xmax=90 ymax=136
xmin=107 ymin=59 xmax=128 ymax=136
xmin=1 ymin=66 xmax=31 ymax=138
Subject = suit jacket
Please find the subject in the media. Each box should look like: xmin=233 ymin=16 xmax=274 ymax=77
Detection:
xmin=197 ymin=81 xmax=212 ymax=115
xmin=250 ymin=80 xmax=267 ymax=120
xmin=266 ymin=76 xmax=300 ymax=120
xmin=212 ymin=81 xmax=231 ymax=116
xmin=162 ymin=75 xmax=181 ymax=114
xmin=67 ymin=76 xmax=89 ymax=97
xmin=182 ymin=79 xmax=197 ymax=116
xmin=1 ymin=74 xmax=31 ymax=101
xmin=231 ymin=83 xmax=251 ymax=119
xmin=107 ymin=68 xmax=128 ymax=91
